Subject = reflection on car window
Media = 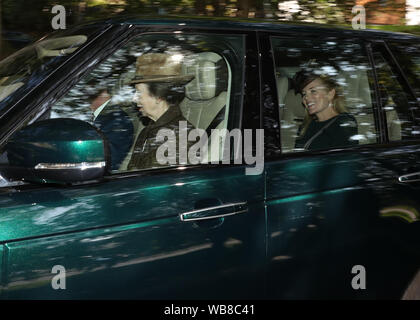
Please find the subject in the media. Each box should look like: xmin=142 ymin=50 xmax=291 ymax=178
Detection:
xmin=271 ymin=38 xmax=378 ymax=153
xmin=388 ymin=42 xmax=420 ymax=98
xmin=48 ymin=33 xmax=245 ymax=173
xmin=0 ymin=25 xmax=101 ymax=112
xmin=372 ymin=45 xmax=420 ymax=141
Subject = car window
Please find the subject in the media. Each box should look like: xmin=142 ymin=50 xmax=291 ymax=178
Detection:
xmin=372 ymin=43 xmax=420 ymax=141
xmin=0 ymin=25 xmax=102 ymax=113
xmin=387 ymin=41 xmax=420 ymax=98
xmin=270 ymin=37 xmax=378 ymax=153
xmin=45 ymin=33 xmax=245 ymax=173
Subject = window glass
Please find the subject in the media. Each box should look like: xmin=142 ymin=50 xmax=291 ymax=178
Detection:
xmin=372 ymin=45 xmax=420 ymax=141
xmin=0 ymin=25 xmax=102 ymax=112
xmin=271 ymin=37 xmax=377 ymax=153
xmin=45 ymin=33 xmax=244 ymax=172
xmin=388 ymin=42 xmax=420 ymax=98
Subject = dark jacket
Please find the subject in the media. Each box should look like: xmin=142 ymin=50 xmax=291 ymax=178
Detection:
xmin=128 ymin=105 xmax=195 ymax=170
xmin=295 ymin=113 xmax=358 ymax=151
xmin=94 ymin=106 xmax=134 ymax=170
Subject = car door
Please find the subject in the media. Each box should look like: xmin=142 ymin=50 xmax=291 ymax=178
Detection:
xmin=260 ymin=29 xmax=420 ymax=299
xmin=0 ymin=25 xmax=265 ymax=299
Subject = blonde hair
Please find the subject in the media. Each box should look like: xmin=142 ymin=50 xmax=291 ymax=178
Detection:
xmin=298 ymin=74 xmax=347 ymax=137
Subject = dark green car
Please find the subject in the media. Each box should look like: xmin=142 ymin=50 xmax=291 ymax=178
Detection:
xmin=0 ymin=16 xmax=419 ymax=299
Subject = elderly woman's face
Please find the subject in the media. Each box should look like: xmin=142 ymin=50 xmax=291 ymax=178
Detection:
xmin=133 ymin=83 xmax=159 ymax=119
xmin=302 ymin=78 xmax=335 ymax=117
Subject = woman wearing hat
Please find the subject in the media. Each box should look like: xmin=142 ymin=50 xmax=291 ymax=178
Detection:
xmin=127 ymin=53 xmax=196 ymax=170
xmin=294 ymin=71 xmax=358 ymax=151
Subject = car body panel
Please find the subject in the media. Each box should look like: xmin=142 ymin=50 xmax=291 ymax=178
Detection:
xmin=265 ymin=147 xmax=420 ymax=299
xmin=0 ymin=166 xmax=265 ymax=298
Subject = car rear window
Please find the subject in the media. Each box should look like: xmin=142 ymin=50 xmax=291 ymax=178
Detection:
xmin=388 ymin=41 xmax=420 ymax=98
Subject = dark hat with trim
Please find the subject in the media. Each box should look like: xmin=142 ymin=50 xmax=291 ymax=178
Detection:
xmin=130 ymin=53 xmax=194 ymax=84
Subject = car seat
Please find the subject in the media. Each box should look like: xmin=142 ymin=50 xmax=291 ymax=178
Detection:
xmin=180 ymin=52 xmax=229 ymax=163
xmin=337 ymin=69 xmax=401 ymax=143
xmin=277 ymin=67 xmax=305 ymax=153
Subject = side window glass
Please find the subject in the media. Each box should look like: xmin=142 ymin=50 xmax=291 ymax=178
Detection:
xmin=0 ymin=25 xmax=101 ymax=112
xmin=388 ymin=42 xmax=420 ymax=98
xmin=45 ymin=33 xmax=244 ymax=173
xmin=372 ymin=44 xmax=420 ymax=141
xmin=271 ymin=38 xmax=377 ymax=153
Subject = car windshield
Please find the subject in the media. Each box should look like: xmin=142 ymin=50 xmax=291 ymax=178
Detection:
xmin=0 ymin=24 xmax=103 ymax=113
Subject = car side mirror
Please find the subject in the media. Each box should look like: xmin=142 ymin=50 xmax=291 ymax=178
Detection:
xmin=3 ymin=118 xmax=108 ymax=184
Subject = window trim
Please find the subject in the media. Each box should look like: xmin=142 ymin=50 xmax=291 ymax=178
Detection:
xmin=98 ymin=30 xmax=248 ymax=173
xmin=0 ymin=26 xmax=259 ymax=188
xmin=365 ymin=41 xmax=387 ymax=144
xmin=263 ymin=33 xmax=383 ymax=160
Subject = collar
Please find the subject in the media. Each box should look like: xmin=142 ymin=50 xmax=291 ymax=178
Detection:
xmin=149 ymin=104 xmax=183 ymax=128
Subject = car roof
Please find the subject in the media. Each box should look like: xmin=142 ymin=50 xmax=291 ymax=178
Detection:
xmin=99 ymin=14 xmax=420 ymax=42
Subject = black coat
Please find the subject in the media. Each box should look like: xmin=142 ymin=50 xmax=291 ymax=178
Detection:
xmin=94 ymin=106 xmax=134 ymax=170
xmin=295 ymin=113 xmax=358 ymax=151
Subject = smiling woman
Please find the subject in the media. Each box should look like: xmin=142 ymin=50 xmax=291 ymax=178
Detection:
xmin=45 ymin=32 xmax=242 ymax=172
xmin=272 ymin=37 xmax=379 ymax=153
xmin=294 ymin=71 xmax=358 ymax=151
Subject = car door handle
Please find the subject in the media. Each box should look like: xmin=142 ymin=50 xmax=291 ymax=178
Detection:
xmin=398 ymin=172 xmax=420 ymax=183
xmin=179 ymin=202 xmax=248 ymax=222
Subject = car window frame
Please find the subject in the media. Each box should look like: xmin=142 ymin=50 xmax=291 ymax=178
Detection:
xmin=0 ymin=24 xmax=260 ymax=189
xmin=48 ymin=28 xmax=251 ymax=175
xmin=261 ymin=30 xmax=387 ymax=161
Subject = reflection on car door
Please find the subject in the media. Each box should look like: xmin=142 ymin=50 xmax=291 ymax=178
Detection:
xmin=0 ymin=166 xmax=265 ymax=299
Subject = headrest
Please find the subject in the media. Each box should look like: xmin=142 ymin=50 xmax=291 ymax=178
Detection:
xmin=182 ymin=52 xmax=228 ymax=101
xmin=284 ymin=89 xmax=305 ymax=118
xmin=278 ymin=67 xmax=301 ymax=79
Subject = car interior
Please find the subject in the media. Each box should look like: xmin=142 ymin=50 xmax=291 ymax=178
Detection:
xmin=274 ymin=52 xmax=402 ymax=153
xmin=117 ymin=51 xmax=232 ymax=170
